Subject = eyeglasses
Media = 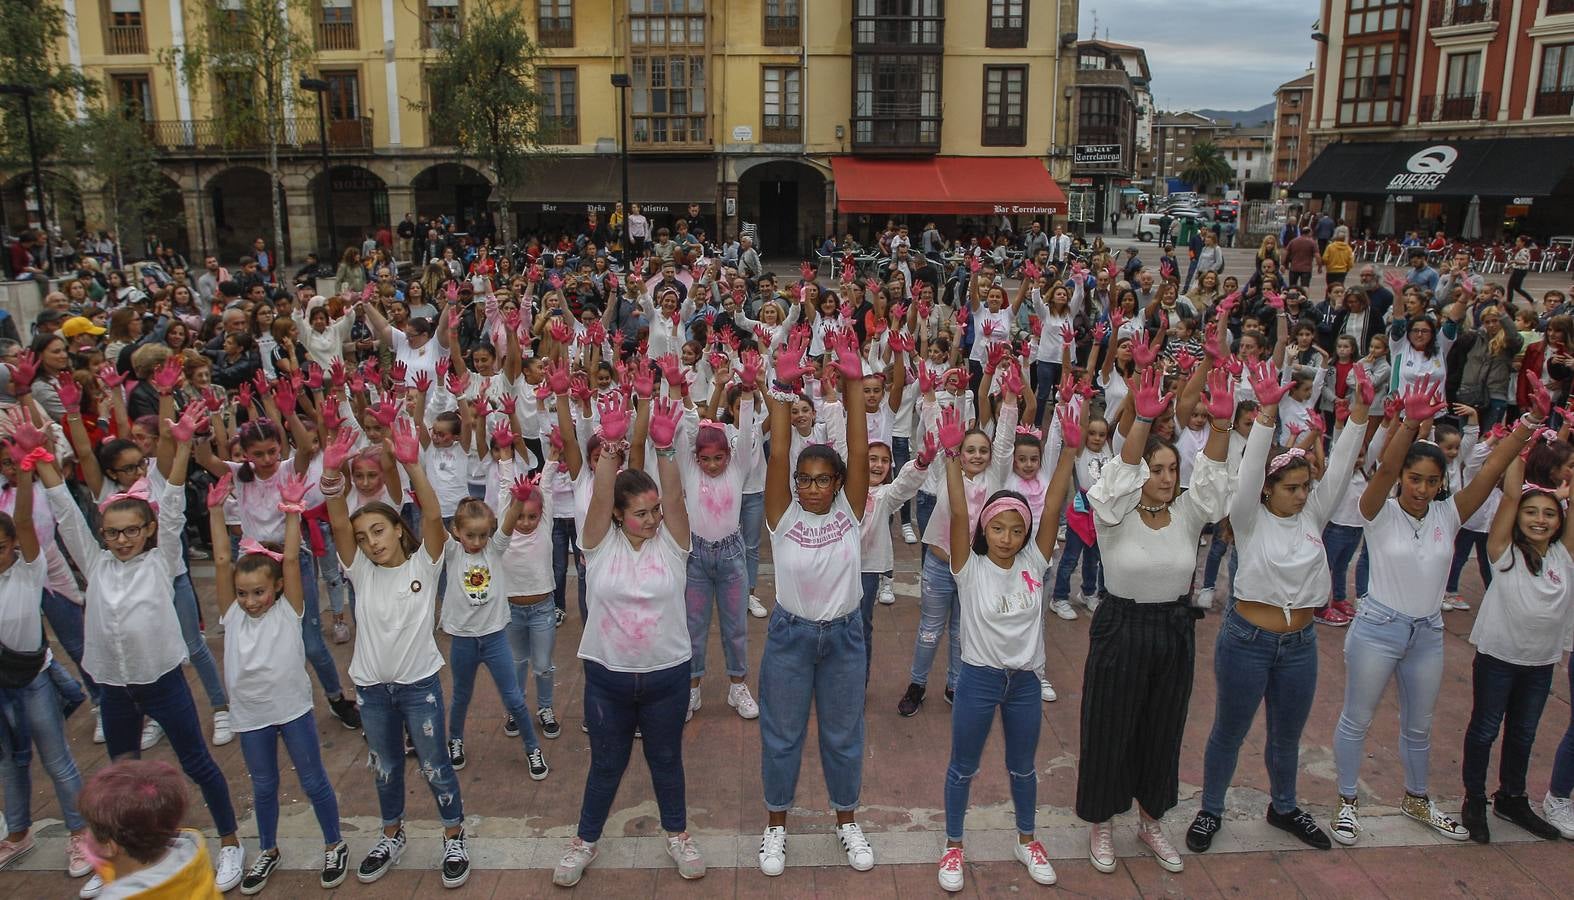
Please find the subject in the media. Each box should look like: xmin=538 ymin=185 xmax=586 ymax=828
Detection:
xmin=110 ymin=459 xmax=149 ymax=476
xmin=102 ymin=523 xmax=147 ymax=542
xmin=793 ymin=474 xmax=838 ymax=489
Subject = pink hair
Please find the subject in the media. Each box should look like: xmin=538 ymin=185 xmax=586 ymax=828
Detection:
xmin=694 ymin=421 xmax=731 ymax=459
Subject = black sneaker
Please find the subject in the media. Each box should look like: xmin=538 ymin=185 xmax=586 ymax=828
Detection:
xmin=448 ymin=737 xmax=466 ymax=770
xmin=357 ymin=827 xmax=406 ymax=884
xmin=897 ymin=683 xmax=926 ymax=717
xmin=239 ymin=850 xmax=279 ymax=895
xmin=538 ymin=707 xmax=561 ymax=739
xmin=528 ymin=747 xmax=549 ymax=780
xmin=504 ymin=714 xmax=520 ymax=737
xmin=328 ymin=695 xmax=361 ymax=730
xmin=1494 ymin=792 xmax=1561 ymax=840
xmin=1266 ymin=805 xmax=1332 ymax=850
xmin=404 ymin=732 xmax=416 ymax=757
xmin=943 ymin=687 xmax=955 ymax=705
xmin=440 ymin=830 xmax=470 ymax=889
xmin=1462 ymin=795 xmax=1490 ymax=843
xmin=554 ymin=607 xmax=566 ymax=628
xmin=321 ymin=841 xmax=349 ymax=889
xmin=1186 ymin=810 xmax=1221 ymax=853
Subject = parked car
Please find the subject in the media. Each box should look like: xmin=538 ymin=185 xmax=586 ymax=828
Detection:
xmin=1136 ymin=209 xmax=1210 ymax=242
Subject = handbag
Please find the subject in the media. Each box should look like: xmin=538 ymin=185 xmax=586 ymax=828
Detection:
xmin=0 ymin=634 xmax=47 ymax=690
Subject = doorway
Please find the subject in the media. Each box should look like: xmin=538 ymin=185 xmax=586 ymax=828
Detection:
xmin=757 ymin=179 xmax=799 ymax=257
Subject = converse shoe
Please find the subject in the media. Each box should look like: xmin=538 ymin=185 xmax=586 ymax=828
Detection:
xmin=1544 ymin=792 xmax=1574 ymax=839
xmin=440 ymin=830 xmax=470 ymax=888
xmin=666 ymin=832 xmax=706 ymax=879
xmin=1494 ymin=792 xmax=1561 ymax=840
xmin=447 ymin=737 xmax=466 ymax=770
xmin=537 ymin=707 xmax=561 ymax=739
xmin=528 ymin=747 xmax=549 ymax=780
xmin=238 ymin=850 xmax=279 ymax=895
xmin=1332 ymin=796 xmax=1361 ymax=845
xmin=1266 ymin=805 xmax=1332 ymax=850
xmin=92 ymin=708 xmax=105 ymax=744
xmin=327 ymin=695 xmax=361 ymax=730
xmin=67 ymin=832 xmax=92 ymax=877
xmin=553 ymin=607 xmax=566 ymax=628
xmin=748 ymin=595 xmax=768 ymax=618
xmin=937 ymin=846 xmax=964 ymax=892
xmin=687 ymin=686 xmax=701 ymax=722
xmin=504 ymin=714 xmax=520 ymax=737
xmin=1013 ymin=839 xmax=1056 ymax=885
xmin=1048 ymin=598 xmax=1077 ymax=620
xmin=215 ymin=843 xmax=245 ymax=892
xmin=1462 ymin=795 xmax=1490 ymax=843
xmin=140 ymin=719 xmax=164 ymax=750
xmin=357 ymin=828 xmax=406 ymax=884
xmin=1088 ymin=822 xmax=1116 ymax=874
xmin=902 ymin=522 xmax=918 ymax=544
xmin=212 ymin=711 xmax=234 ymax=746
xmin=837 ymin=822 xmax=875 ymax=871
xmin=0 ymin=833 xmax=35 ymax=871
xmin=1186 ymin=809 xmax=1221 ymax=852
xmin=728 ymin=682 xmax=760 ymax=719
xmin=1039 ymin=679 xmax=1057 ymax=702
xmin=758 ymin=825 xmax=787 ymax=876
xmin=897 ymin=682 xmax=925 ymax=717
xmin=553 ymin=837 xmax=597 ymax=887
xmin=1139 ymin=818 xmax=1183 ymax=872
xmin=321 ymin=841 xmax=349 ymax=889
xmin=1401 ymin=793 xmax=1469 ymax=841
xmin=1193 ymin=587 xmax=1215 ymax=610
xmin=877 ymin=577 xmax=895 ymax=606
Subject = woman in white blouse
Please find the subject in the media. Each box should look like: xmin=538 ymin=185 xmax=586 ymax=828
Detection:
xmin=1079 ymin=365 xmax=1235 ymax=875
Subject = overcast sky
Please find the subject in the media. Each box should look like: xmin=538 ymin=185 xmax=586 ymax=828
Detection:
xmin=1080 ymin=0 xmax=1319 ymax=111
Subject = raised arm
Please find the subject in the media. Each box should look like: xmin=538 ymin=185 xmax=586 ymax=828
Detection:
xmin=1488 ymin=456 xmax=1525 ymax=563
xmin=12 ymin=466 xmax=38 ymax=563
xmin=320 ymin=428 xmax=358 ymax=568
xmin=831 ymin=332 xmax=870 ymax=515
xmin=1034 ymin=401 xmax=1082 ymax=560
xmin=392 ymin=416 xmax=447 ymax=560
xmin=648 ymin=397 xmax=690 ymax=550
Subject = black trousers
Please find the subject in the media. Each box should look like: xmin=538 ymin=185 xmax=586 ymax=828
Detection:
xmin=1076 ymin=596 xmax=1197 ymax=822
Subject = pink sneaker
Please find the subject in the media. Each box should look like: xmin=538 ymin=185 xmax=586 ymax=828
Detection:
xmin=68 ymin=833 xmax=92 ymax=877
xmin=0 ymin=832 xmax=35 ymax=871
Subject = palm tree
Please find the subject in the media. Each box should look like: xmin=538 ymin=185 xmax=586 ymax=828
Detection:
xmin=1179 ymin=141 xmax=1232 ymax=195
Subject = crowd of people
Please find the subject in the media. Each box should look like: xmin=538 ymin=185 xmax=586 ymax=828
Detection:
xmin=2 ymin=209 xmax=1574 ymax=898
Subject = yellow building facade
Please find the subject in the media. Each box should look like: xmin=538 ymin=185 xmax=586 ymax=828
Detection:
xmin=26 ymin=0 xmax=1078 ymax=263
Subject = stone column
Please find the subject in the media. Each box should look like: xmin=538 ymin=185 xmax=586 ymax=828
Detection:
xmin=283 ymin=182 xmax=317 ymax=267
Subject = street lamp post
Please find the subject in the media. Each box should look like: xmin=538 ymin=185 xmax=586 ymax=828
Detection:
xmin=610 ymin=73 xmax=631 ymax=267
xmin=299 ymin=76 xmax=336 ymax=263
xmin=0 ymin=83 xmax=50 ymax=275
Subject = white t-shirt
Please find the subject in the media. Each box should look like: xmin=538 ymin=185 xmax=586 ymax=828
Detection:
xmin=0 ymin=553 xmax=47 ymax=653
xmin=226 ymin=456 xmax=324 ymax=543
xmin=954 ymin=543 xmax=1050 ymax=672
xmin=1360 ymin=497 xmax=1460 ymax=617
xmin=501 ymin=466 xmax=559 ymax=598
xmin=441 ymin=532 xmax=512 ymax=638
xmin=768 ymin=493 xmax=863 ymax=621
xmin=221 ymin=599 xmax=313 ymax=732
xmin=1469 ymin=543 xmax=1574 ymax=666
xmin=346 ymin=546 xmax=445 ymax=686
xmin=578 ymin=526 xmax=691 ymax=673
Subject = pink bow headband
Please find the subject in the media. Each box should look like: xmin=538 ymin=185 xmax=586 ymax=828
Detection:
xmin=1267 ymin=447 xmax=1307 ymax=475
xmin=1521 ymin=482 xmax=1560 ymax=497
xmin=697 ymin=420 xmax=728 ymax=433
xmin=98 ymin=478 xmax=156 ymax=513
xmin=238 ymin=538 xmax=284 ymax=563
xmin=1015 ymin=424 xmax=1043 ymax=440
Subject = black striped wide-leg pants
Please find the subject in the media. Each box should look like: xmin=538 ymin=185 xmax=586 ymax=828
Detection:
xmin=1075 ymin=596 xmax=1197 ymax=822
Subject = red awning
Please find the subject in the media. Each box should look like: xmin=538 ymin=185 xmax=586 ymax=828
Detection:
xmin=830 ymin=156 xmax=1067 ymax=216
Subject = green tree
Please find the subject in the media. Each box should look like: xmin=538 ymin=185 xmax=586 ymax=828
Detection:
xmin=72 ymin=98 xmax=176 ymax=267
xmin=1179 ymin=141 xmax=1232 ymax=195
xmin=164 ymin=0 xmax=316 ymax=260
xmin=414 ymin=0 xmax=550 ymax=248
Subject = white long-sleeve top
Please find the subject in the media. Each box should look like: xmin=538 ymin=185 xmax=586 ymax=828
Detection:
xmin=921 ymin=401 xmax=1018 ymax=558
xmin=293 ymin=307 xmax=356 ymax=371
xmin=1229 ymin=419 xmax=1363 ymax=618
xmin=1088 ymin=450 xmax=1230 ymax=603
xmin=861 ymin=459 xmax=929 ymax=574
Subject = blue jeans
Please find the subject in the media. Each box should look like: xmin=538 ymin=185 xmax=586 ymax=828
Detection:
xmin=1446 ymin=528 xmax=1492 ymax=595
xmin=1034 ymin=361 xmax=1063 ymax=428
xmin=890 ymin=438 xmax=912 ymax=525
xmin=1052 ymin=529 xmax=1103 ymax=601
xmin=1462 ymin=651 xmax=1554 ymax=799
xmin=450 ymin=630 xmax=540 ymax=752
xmin=911 ymin=550 xmax=961 ymax=692
xmin=237 ymin=711 xmax=341 ymax=850
xmin=686 ymin=533 xmax=749 ymax=680
xmin=0 ymin=668 xmax=86 ymax=832
xmin=296 ymin=553 xmax=344 ymax=700
xmin=1549 ymin=663 xmax=1574 ymax=797
xmin=172 ymin=571 xmax=228 ymax=709
xmin=1334 ymin=597 xmax=1446 ymax=797
xmin=1201 ymin=608 xmax=1318 ymax=816
xmin=318 ymin=526 xmax=350 ymax=616
xmin=1201 ymin=529 xmax=1237 ymax=592
xmin=944 ymin=663 xmax=1041 ymax=841
xmin=578 ymin=660 xmax=688 ymax=842
xmin=100 ymin=666 xmax=238 ymax=836
xmin=860 ymin=573 xmax=880 ymax=685
xmin=1322 ymin=523 xmax=1370 ymax=601
xmin=552 ymin=517 xmax=586 ymax=620
xmin=41 ymin=590 xmax=99 ymax=706
xmin=759 ymin=606 xmax=866 ymax=812
xmin=357 ymin=673 xmax=464 ymax=828
xmin=506 ymin=600 xmax=557 ymax=713
xmin=740 ymin=492 xmax=765 ymax=592
xmin=916 ymin=491 xmax=937 ymax=538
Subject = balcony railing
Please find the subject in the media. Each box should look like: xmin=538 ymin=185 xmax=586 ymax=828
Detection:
xmin=853 ymin=16 xmax=944 ymax=51
xmin=982 ymin=121 xmax=1025 ymax=146
xmin=760 ymin=113 xmax=802 ymax=143
xmin=1422 ymin=91 xmax=1491 ymax=121
xmin=538 ymin=15 xmax=573 ymax=48
xmin=105 ymin=24 xmax=147 ymax=55
xmin=763 ymin=14 xmax=800 ymax=46
xmin=1428 ymin=0 xmax=1499 ymax=28
xmin=316 ymin=20 xmax=356 ymax=50
xmin=142 ymin=116 xmax=373 ymax=153
xmin=1534 ymin=89 xmax=1574 ymax=117
xmin=853 ymin=109 xmax=941 ymax=152
xmin=987 ymin=15 xmax=1026 ymax=48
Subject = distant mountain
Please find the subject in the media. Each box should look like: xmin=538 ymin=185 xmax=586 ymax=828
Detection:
xmin=1190 ymin=101 xmax=1276 ymax=127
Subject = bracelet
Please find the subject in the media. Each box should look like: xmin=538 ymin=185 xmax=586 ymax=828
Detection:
xmin=1256 ymin=415 xmax=1278 ymax=428
xmin=1521 ymin=412 xmax=1547 ymax=430
xmin=1134 ymin=414 xmax=1155 ymax=424
xmin=1210 ymin=420 xmax=1233 ymax=434
xmin=318 ymin=478 xmax=345 ymax=499
xmin=277 ymin=501 xmax=307 ymax=515
xmin=654 ymin=446 xmax=677 ymax=459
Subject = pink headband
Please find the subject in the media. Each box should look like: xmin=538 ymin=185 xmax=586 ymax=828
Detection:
xmin=1522 ymin=482 xmax=1559 ymax=497
xmin=238 ymin=538 xmax=284 ymax=563
xmin=1015 ymin=424 xmax=1043 ymax=440
xmin=1267 ymin=447 xmax=1307 ymax=475
xmin=99 ymin=478 xmax=155 ymax=513
xmin=980 ymin=496 xmax=1031 ymax=527
xmin=697 ymin=420 xmax=728 ymax=433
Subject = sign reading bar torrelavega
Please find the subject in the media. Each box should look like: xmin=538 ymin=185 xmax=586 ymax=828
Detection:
xmin=1074 ymin=144 xmax=1123 ymax=166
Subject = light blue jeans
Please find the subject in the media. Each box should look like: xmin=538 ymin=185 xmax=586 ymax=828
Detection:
xmin=506 ymin=600 xmax=557 ymax=712
xmin=295 ymin=552 xmax=345 ymax=700
xmin=0 ymin=667 xmax=86 ymax=832
xmin=451 ymin=629 xmax=540 ymax=752
xmin=759 ymin=606 xmax=865 ymax=812
xmin=910 ymin=549 xmax=961 ymax=692
xmin=172 ymin=571 xmax=228 ymax=709
xmin=1334 ymin=596 xmax=1446 ymax=798
xmin=740 ymin=492 xmax=765 ymax=594
xmin=686 ymin=532 xmax=749 ymax=680
xmin=317 ymin=526 xmax=350 ymax=616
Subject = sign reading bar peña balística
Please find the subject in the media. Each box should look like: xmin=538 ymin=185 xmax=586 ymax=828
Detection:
xmin=1074 ymin=144 xmax=1123 ymax=166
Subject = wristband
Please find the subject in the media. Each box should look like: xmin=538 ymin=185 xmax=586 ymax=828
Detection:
xmin=277 ymin=501 xmax=307 ymax=515
xmin=1521 ymin=412 xmax=1546 ymax=430
xmin=654 ymin=446 xmax=677 ymax=459
xmin=1134 ymin=414 xmax=1155 ymax=424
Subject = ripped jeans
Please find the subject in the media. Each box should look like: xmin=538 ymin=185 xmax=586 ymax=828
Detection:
xmin=910 ymin=549 xmax=962 ymax=692
xmin=356 ymin=674 xmax=464 ymax=828
xmin=944 ymin=662 xmax=1041 ymax=841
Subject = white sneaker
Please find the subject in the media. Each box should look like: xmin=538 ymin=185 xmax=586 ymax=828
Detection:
xmin=1048 ymin=598 xmax=1077 ymax=620
xmin=1040 ymin=679 xmax=1057 ymax=702
xmin=758 ymin=825 xmax=786 ymax=876
xmin=92 ymin=708 xmax=105 ymax=744
xmin=748 ymin=595 xmax=768 ymax=618
xmin=1194 ymin=587 xmax=1216 ymax=610
xmin=140 ymin=719 xmax=164 ymax=751
xmin=1081 ymin=592 xmax=1102 ymax=614
xmin=215 ymin=844 xmax=245 ymax=892
xmin=1443 ymin=595 xmax=1471 ymax=611
xmin=686 ymin=686 xmax=701 ymax=723
xmin=728 ymin=682 xmax=760 ymax=719
xmin=1013 ymin=840 xmax=1056 ymax=885
xmin=937 ymin=846 xmax=964 ymax=892
xmin=877 ymin=577 xmax=896 ymax=606
xmin=1543 ymin=791 xmax=1574 ymax=839
xmin=1056 ymin=525 xmax=1067 ymax=544
xmin=837 ymin=822 xmax=875 ymax=871
xmin=1332 ymin=796 xmax=1361 ymax=846
xmin=79 ymin=873 xmax=105 ymax=898
xmin=902 ymin=523 xmax=918 ymax=544
xmin=212 ymin=711 xmax=234 ymax=746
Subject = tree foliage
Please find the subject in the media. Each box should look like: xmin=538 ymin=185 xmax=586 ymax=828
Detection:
xmin=0 ymin=0 xmax=98 ymax=203
xmin=1179 ymin=141 xmax=1233 ymax=194
xmin=72 ymin=99 xmax=179 ymax=262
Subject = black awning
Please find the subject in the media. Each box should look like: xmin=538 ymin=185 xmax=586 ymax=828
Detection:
xmin=505 ymin=156 xmax=717 ymax=212
xmin=1291 ymin=136 xmax=1574 ymax=199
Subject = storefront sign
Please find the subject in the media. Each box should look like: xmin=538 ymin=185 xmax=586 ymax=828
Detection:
xmin=992 ymin=204 xmax=1064 ymax=215
xmin=1074 ymin=144 xmax=1123 ymax=166
xmin=1513 ymin=196 xmax=1535 ymax=205
xmin=1385 ymin=145 xmax=1457 ymax=192
xmin=514 ymin=201 xmax=708 ymax=215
